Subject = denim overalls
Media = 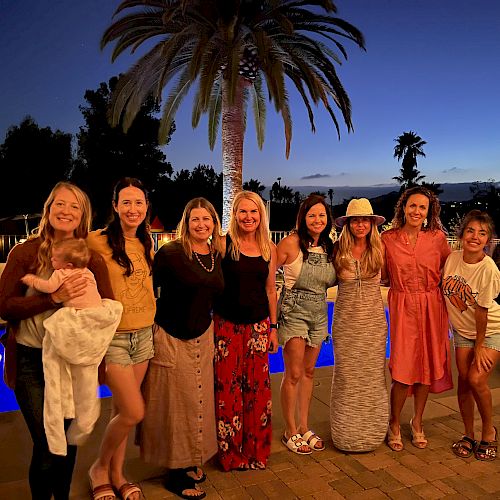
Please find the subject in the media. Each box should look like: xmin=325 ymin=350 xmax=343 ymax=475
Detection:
xmin=278 ymin=251 xmax=336 ymax=347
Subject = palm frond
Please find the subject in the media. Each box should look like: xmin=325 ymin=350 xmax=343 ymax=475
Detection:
xmin=250 ymin=74 xmax=266 ymax=149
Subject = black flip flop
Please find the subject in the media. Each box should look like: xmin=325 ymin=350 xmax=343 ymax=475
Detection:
xmin=165 ymin=470 xmax=206 ymax=500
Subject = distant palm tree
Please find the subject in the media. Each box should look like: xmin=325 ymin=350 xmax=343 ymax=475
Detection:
xmin=243 ymin=178 xmax=265 ymax=197
xmin=328 ymin=188 xmax=334 ymax=209
xmin=101 ymin=0 xmax=365 ymax=227
xmin=393 ymin=131 xmax=426 ymax=191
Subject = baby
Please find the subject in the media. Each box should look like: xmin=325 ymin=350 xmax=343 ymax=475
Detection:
xmin=21 ymin=238 xmax=123 ymax=456
xmin=21 ymin=238 xmax=101 ymax=308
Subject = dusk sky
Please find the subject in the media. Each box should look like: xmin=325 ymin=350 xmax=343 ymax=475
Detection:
xmin=1 ymin=0 xmax=499 ymax=188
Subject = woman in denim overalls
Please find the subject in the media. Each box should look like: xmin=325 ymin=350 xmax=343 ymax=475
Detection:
xmin=277 ymin=195 xmax=336 ymax=454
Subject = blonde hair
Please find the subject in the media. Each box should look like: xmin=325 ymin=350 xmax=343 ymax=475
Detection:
xmin=335 ymin=218 xmax=384 ymax=277
xmin=52 ymin=238 xmax=90 ymax=268
xmin=35 ymin=182 xmax=92 ymax=275
xmin=175 ymin=197 xmax=224 ymax=258
xmin=228 ymin=191 xmax=271 ymax=262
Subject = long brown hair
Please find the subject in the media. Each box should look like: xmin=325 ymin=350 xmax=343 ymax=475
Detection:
xmin=102 ymin=177 xmax=153 ymax=276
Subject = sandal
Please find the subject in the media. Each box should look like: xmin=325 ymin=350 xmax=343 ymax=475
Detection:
xmin=302 ymin=430 xmax=325 ymax=451
xmin=116 ymin=482 xmax=145 ymax=500
xmin=410 ymin=418 xmax=428 ymax=449
xmin=386 ymin=425 xmax=403 ymax=452
xmin=184 ymin=466 xmax=206 ymax=484
xmin=452 ymin=436 xmax=477 ymax=458
xmin=474 ymin=427 xmax=497 ymax=461
xmin=165 ymin=470 xmax=206 ymax=499
xmin=281 ymin=433 xmax=312 ymax=455
xmin=249 ymin=461 xmax=266 ymax=470
xmin=88 ymin=473 xmax=116 ymax=500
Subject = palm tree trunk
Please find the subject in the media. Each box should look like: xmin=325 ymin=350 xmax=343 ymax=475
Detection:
xmin=221 ymin=77 xmax=248 ymax=229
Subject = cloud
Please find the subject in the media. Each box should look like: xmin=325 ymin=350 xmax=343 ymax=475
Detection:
xmin=442 ymin=167 xmax=467 ymax=174
xmin=301 ymin=173 xmax=331 ymax=180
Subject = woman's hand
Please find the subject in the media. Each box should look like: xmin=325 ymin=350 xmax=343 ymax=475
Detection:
xmin=473 ymin=344 xmax=494 ymax=373
xmin=268 ymin=329 xmax=279 ymax=354
xmin=51 ymin=272 xmax=87 ymax=304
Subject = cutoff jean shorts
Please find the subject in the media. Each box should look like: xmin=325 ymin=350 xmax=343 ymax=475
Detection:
xmin=278 ymin=289 xmax=329 ymax=348
xmin=105 ymin=325 xmax=155 ymax=366
xmin=453 ymin=329 xmax=500 ymax=352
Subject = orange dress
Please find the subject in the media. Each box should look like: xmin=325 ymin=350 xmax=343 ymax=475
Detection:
xmin=382 ymin=228 xmax=453 ymax=393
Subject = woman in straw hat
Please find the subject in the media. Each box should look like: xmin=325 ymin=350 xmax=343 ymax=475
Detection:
xmin=330 ymin=198 xmax=389 ymax=451
xmin=277 ymin=194 xmax=336 ymax=455
xmin=382 ymin=186 xmax=452 ymax=452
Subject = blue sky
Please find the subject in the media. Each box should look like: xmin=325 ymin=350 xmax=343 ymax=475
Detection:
xmin=1 ymin=0 xmax=499 ymax=187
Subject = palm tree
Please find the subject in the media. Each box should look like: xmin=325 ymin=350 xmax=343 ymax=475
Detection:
xmin=393 ymin=131 xmax=427 ymax=191
xmin=243 ymin=178 xmax=265 ymax=197
xmin=101 ymin=0 xmax=365 ymax=227
xmin=327 ymin=188 xmax=334 ymax=209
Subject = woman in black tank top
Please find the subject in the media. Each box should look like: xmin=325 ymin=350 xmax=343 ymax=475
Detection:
xmin=213 ymin=191 xmax=278 ymax=471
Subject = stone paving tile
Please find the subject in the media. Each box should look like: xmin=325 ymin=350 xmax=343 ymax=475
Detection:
xmin=353 ymin=453 xmax=401 ymax=471
xmin=331 ymin=455 xmax=370 ymax=476
xmin=268 ymin=460 xmax=296 ymax=472
xmin=409 ymin=482 xmax=447 ymax=499
xmin=300 ymin=461 xmax=333 ymax=478
xmin=327 ymin=476 xmax=364 ymax=496
xmin=219 ymin=486 xmax=253 ymax=499
xmin=412 ymin=462 xmax=456 ymax=481
xmin=318 ymin=459 xmax=342 ymax=474
xmin=370 ymin=470 xmax=407 ymax=494
xmin=287 ymin=476 xmax=333 ymax=496
xmin=429 ymin=479 xmax=457 ymax=496
xmin=386 ymin=487 xmax=421 ymax=499
xmin=345 ymin=488 xmax=390 ymax=499
xmin=351 ymin=470 xmax=385 ymax=489
xmin=258 ymin=479 xmax=299 ymax=498
xmin=471 ymin=471 xmax=500 ymax=494
xmin=385 ymin=464 xmax=426 ymax=487
xmin=440 ymin=475 xmax=491 ymax=499
xmin=234 ymin=469 xmax=277 ymax=487
xmin=300 ymin=490 xmax=345 ymax=500
xmin=274 ymin=465 xmax=308 ymax=483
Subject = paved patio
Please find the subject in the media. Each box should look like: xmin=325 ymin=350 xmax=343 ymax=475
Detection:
xmin=1 ymin=357 xmax=499 ymax=499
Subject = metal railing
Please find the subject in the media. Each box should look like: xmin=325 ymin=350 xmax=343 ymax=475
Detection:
xmin=1 ymin=233 xmax=498 ymax=259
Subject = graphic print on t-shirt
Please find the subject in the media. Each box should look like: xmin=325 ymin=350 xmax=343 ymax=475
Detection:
xmin=120 ymin=252 xmax=149 ymax=314
xmin=442 ymin=275 xmax=478 ymax=313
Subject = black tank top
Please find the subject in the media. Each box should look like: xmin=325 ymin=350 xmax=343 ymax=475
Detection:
xmin=214 ymin=237 xmax=270 ymax=323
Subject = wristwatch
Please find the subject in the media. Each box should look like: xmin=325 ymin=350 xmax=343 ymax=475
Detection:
xmin=269 ymin=323 xmax=279 ymax=329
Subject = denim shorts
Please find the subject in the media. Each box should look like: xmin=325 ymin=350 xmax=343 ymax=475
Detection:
xmin=453 ymin=330 xmax=500 ymax=352
xmin=278 ymin=289 xmax=329 ymax=348
xmin=105 ymin=326 xmax=154 ymax=366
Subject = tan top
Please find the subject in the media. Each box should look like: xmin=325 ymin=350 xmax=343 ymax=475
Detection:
xmin=87 ymin=230 xmax=155 ymax=332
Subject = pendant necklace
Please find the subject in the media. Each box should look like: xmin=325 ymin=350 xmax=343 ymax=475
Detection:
xmin=193 ymin=251 xmax=215 ymax=273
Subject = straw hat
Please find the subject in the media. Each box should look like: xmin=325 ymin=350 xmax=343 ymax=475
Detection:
xmin=335 ymin=198 xmax=385 ymax=227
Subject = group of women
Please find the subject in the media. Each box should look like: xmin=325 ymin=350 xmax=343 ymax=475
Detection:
xmin=0 ymin=180 xmax=498 ymax=500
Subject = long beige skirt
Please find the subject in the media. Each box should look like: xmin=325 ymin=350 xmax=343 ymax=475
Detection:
xmin=139 ymin=323 xmax=217 ymax=468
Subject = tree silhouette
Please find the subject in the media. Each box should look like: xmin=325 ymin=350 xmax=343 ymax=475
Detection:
xmin=393 ymin=131 xmax=426 ymax=191
xmin=70 ymin=77 xmax=174 ymax=226
xmin=328 ymin=188 xmax=334 ymax=210
xmin=243 ymin=179 xmax=266 ymax=198
xmin=101 ymin=0 xmax=365 ymax=227
xmin=0 ymin=117 xmax=72 ymax=218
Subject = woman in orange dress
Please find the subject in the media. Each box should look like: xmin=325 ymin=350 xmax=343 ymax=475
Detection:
xmin=382 ymin=186 xmax=452 ymax=451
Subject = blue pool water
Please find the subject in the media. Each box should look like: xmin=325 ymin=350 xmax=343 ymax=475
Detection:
xmin=0 ymin=303 xmax=391 ymax=413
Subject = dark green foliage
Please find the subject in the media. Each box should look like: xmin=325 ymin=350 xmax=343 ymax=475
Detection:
xmin=70 ymin=77 xmax=174 ymax=226
xmin=153 ymin=164 xmax=223 ymax=230
xmin=0 ymin=117 xmax=72 ymax=218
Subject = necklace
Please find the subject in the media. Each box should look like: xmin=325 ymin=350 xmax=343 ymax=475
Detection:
xmin=193 ymin=251 xmax=215 ymax=273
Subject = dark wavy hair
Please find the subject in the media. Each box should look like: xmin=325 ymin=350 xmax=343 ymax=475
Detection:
xmin=102 ymin=177 xmax=153 ymax=276
xmin=391 ymin=186 xmax=445 ymax=232
xmin=294 ymin=194 xmax=334 ymax=261
xmin=457 ymin=210 xmax=495 ymax=241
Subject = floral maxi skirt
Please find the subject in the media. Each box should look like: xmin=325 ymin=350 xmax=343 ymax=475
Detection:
xmin=213 ymin=314 xmax=272 ymax=471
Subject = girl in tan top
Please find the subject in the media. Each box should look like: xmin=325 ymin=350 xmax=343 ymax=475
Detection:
xmin=88 ymin=178 xmax=155 ymax=500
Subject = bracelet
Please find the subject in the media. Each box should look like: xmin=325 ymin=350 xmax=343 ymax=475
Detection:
xmin=269 ymin=323 xmax=279 ymax=329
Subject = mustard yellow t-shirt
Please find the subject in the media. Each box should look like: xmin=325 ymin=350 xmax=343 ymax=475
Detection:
xmin=87 ymin=230 xmax=156 ymax=332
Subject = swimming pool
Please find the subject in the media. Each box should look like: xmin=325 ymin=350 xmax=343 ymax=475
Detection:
xmin=0 ymin=303 xmax=391 ymax=413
